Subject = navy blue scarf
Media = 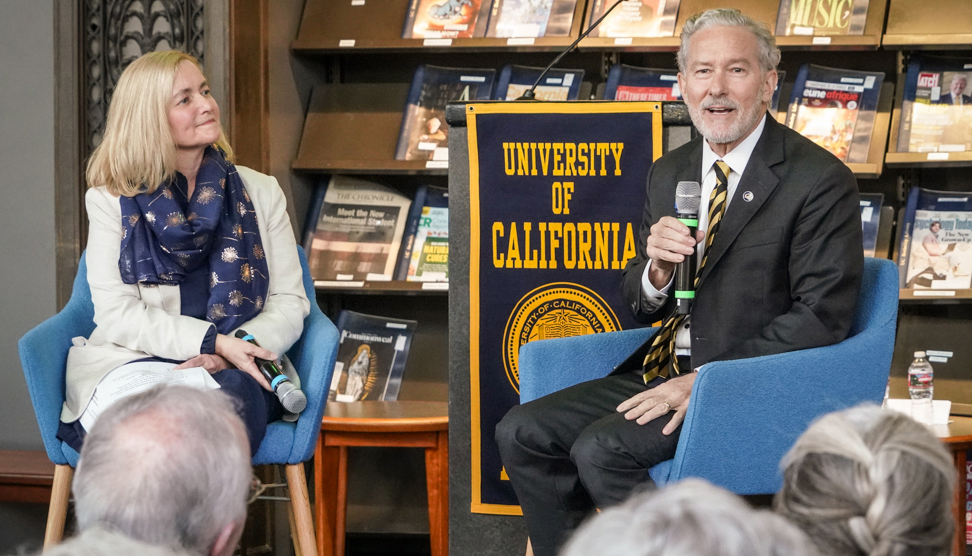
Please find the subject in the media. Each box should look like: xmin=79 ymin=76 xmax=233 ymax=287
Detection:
xmin=118 ymin=146 xmax=269 ymax=333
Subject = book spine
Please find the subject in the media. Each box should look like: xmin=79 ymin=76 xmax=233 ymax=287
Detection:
xmin=897 ymin=186 xmax=920 ymax=288
xmin=395 ymin=185 xmax=428 ymax=280
xmin=395 ymin=65 xmax=429 ymax=160
xmin=301 ymin=180 xmax=328 ymax=253
xmin=785 ymin=64 xmax=810 ymax=129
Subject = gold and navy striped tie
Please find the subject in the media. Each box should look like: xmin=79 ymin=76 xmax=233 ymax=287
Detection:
xmin=642 ymin=161 xmax=731 ymax=382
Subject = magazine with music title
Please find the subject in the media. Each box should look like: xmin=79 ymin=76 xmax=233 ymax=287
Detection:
xmin=775 ymin=0 xmax=868 ymax=36
xmin=585 ymin=0 xmax=680 ymax=38
xmin=395 ymin=65 xmax=496 ymax=162
xmin=896 ymin=55 xmax=972 ymax=154
xmin=785 ymin=64 xmax=883 ymax=163
xmin=485 ymin=0 xmax=578 ymax=38
xmin=402 ymin=0 xmax=493 ymax=39
xmin=305 ymin=176 xmax=412 ymax=282
xmin=860 ymin=192 xmax=883 ymax=258
xmin=897 ymin=187 xmax=972 ymax=290
xmin=328 ymin=311 xmax=417 ymax=402
xmin=494 ymin=64 xmax=585 ymax=100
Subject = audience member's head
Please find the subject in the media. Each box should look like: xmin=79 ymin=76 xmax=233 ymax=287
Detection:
xmin=775 ymin=405 xmax=955 ymax=556
xmin=560 ymin=479 xmax=818 ymax=556
xmin=72 ymin=386 xmax=251 ymax=556
xmin=38 ymin=527 xmax=192 ymax=556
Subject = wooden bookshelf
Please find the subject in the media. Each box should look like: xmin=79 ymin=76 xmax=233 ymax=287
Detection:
xmin=293 ymin=0 xmax=587 ymax=53
xmin=314 ymin=280 xmax=448 ymax=296
xmin=883 ymin=0 xmax=972 ymax=49
xmin=899 ymin=289 xmax=972 ymax=304
xmin=886 ymin=72 xmax=972 ymax=168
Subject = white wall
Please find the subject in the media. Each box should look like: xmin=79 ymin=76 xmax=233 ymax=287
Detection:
xmin=0 ymin=0 xmax=59 ymax=550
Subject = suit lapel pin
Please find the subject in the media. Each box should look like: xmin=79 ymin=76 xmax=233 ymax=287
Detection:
xmin=742 ymin=191 xmax=754 ymax=202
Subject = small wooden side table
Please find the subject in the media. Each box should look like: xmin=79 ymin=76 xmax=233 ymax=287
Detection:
xmin=0 ymin=450 xmax=55 ymax=503
xmin=314 ymin=401 xmax=449 ymax=556
xmin=933 ymin=416 xmax=972 ymax=556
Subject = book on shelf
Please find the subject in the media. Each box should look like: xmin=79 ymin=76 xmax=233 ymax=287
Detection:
xmin=395 ymin=65 xmax=496 ymax=162
xmin=494 ymin=64 xmax=585 ymax=100
xmin=860 ymin=192 xmax=883 ymax=258
xmin=305 ymin=176 xmax=412 ymax=283
xmin=602 ymin=65 xmax=681 ymax=101
xmin=897 ymin=187 xmax=972 ymax=291
xmin=328 ymin=311 xmax=417 ymax=402
xmin=403 ymin=185 xmax=449 ymax=282
xmin=485 ymin=0 xmax=578 ymax=38
xmin=896 ymin=56 xmax=972 ymax=154
xmin=784 ymin=64 xmax=883 ymax=163
xmin=775 ymin=0 xmax=868 ymax=36
xmin=402 ymin=0 xmax=493 ymax=39
xmin=585 ymin=0 xmax=680 ymax=38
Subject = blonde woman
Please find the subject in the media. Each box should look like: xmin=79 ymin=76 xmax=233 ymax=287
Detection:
xmin=775 ymin=405 xmax=955 ymax=556
xmin=57 ymin=50 xmax=310 ymax=454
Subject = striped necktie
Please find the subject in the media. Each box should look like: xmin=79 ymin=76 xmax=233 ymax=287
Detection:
xmin=641 ymin=160 xmax=731 ymax=382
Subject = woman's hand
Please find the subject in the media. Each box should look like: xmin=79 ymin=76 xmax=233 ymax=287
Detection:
xmin=174 ymin=353 xmax=232 ymax=374
xmin=214 ymin=333 xmax=276 ymax=391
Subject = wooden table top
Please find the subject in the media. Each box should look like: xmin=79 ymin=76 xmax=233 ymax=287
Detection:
xmin=321 ymin=401 xmax=449 ymax=433
xmin=934 ymin=415 xmax=972 ymax=449
xmin=0 ymin=450 xmax=55 ymax=484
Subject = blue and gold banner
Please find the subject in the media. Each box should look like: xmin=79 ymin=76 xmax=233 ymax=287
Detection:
xmin=467 ymin=102 xmax=663 ymax=514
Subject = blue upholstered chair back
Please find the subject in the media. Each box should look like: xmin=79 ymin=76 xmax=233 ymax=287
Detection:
xmin=18 ymin=247 xmax=338 ymax=467
xmin=518 ymin=257 xmax=899 ymax=494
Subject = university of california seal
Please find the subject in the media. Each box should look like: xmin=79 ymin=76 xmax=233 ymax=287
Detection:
xmin=502 ymin=282 xmax=620 ymax=392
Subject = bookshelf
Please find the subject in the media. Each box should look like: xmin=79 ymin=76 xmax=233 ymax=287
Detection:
xmin=234 ymin=0 xmax=972 ymax=551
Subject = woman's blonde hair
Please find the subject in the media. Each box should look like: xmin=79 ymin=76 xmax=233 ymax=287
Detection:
xmin=86 ymin=50 xmax=234 ymax=197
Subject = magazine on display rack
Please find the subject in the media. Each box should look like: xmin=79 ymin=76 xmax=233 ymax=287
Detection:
xmin=585 ymin=0 xmax=680 ymax=38
xmin=328 ymin=311 xmax=417 ymax=402
xmin=896 ymin=56 xmax=972 ymax=154
xmin=775 ymin=0 xmax=869 ymax=36
xmin=494 ymin=64 xmax=585 ymax=100
xmin=485 ymin=0 xmax=578 ymax=38
xmin=897 ymin=187 xmax=972 ymax=291
xmin=402 ymin=0 xmax=493 ymax=39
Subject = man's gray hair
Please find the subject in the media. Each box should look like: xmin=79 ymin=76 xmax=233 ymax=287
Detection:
xmin=677 ymin=9 xmax=781 ymax=74
xmin=561 ymin=479 xmax=819 ymax=556
xmin=37 ymin=528 xmax=193 ymax=556
xmin=775 ymin=405 xmax=955 ymax=556
xmin=72 ymin=385 xmax=251 ymax=555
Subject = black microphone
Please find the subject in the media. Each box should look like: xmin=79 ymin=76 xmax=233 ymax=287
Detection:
xmin=235 ymin=330 xmax=307 ymax=413
xmin=516 ymin=0 xmax=627 ymax=101
xmin=674 ymin=181 xmax=701 ymax=315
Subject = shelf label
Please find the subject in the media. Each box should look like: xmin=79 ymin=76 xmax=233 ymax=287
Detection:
xmin=316 ymin=280 xmax=364 ymax=288
xmin=507 ymin=38 xmax=535 ymax=46
xmin=422 ymin=282 xmax=449 ymax=290
xmin=912 ymin=290 xmax=956 ymax=296
xmin=927 ymin=152 xmax=950 ymax=161
xmin=338 ymin=39 xmax=355 ymax=48
xmin=812 ymin=36 xmax=832 ymax=45
xmin=614 ymin=37 xmax=633 ymax=45
xmin=929 ymin=356 xmax=948 ymax=363
xmin=425 ymin=160 xmax=449 ymax=169
xmin=351 ymin=0 xmax=365 ymax=5
xmin=366 ymin=273 xmax=392 ymax=281
xmin=423 ymin=38 xmax=453 ymax=46
xmin=926 ymin=350 xmax=954 ymax=358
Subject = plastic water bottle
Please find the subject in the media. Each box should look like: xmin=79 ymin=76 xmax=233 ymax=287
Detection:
xmin=908 ymin=351 xmax=934 ymax=424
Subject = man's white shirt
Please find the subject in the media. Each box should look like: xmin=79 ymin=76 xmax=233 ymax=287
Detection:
xmin=639 ymin=114 xmax=768 ymax=355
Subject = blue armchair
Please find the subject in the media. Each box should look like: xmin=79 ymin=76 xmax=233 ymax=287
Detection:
xmin=518 ymin=257 xmax=898 ymax=494
xmin=18 ymin=247 xmax=338 ymax=554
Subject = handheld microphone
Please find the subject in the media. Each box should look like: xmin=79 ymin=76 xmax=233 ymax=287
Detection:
xmin=235 ymin=330 xmax=307 ymax=414
xmin=516 ymin=0 xmax=627 ymax=101
xmin=674 ymin=181 xmax=702 ymax=315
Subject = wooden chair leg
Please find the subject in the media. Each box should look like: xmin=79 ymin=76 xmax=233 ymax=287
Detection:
xmin=525 ymin=538 xmax=534 ymax=556
xmin=286 ymin=463 xmax=319 ymax=556
xmin=335 ymin=446 xmax=349 ymax=556
xmin=425 ymin=431 xmax=449 ymax=556
xmin=314 ymin=436 xmax=339 ymax=556
xmin=44 ymin=464 xmax=73 ymax=549
xmin=287 ymin=499 xmax=303 ymax=556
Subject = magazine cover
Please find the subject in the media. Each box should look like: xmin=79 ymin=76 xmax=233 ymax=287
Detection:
xmin=897 ymin=187 xmax=972 ymax=290
xmin=603 ymin=65 xmax=681 ymax=101
xmin=394 ymin=185 xmax=429 ymax=281
xmin=328 ymin=311 xmax=417 ymax=402
xmin=769 ymin=69 xmax=787 ymax=117
xmin=897 ymin=56 xmax=972 ymax=154
xmin=486 ymin=0 xmax=578 ymax=38
xmin=860 ymin=192 xmax=883 ymax=257
xmin=785 ymin=64 xmax=883 ymax=163
xmin=395 ymin=65 xmax=496 ymax=161
xmin=586 ymin=0 xmax=680 ymax=38
xmin=306 ymin=176 xmax=412 ymax=282
xmin=494 ymin=64 xmax=585 ymax=100
xmin=402 ymin=0 xmax=492 ymax=39
xmin=406 ymin=185 xmax=449 ymax=282
xmin=775 ymin=0 xmax=868 ymax=36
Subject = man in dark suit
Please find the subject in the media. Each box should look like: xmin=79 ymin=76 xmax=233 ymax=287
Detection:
xmin=936 ymin=73 xmax=971 ymax=105
xmin=495 ymin=8 xmax=863 ymax=556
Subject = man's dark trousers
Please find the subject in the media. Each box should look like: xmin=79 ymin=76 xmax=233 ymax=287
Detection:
xmin=495 ymin=371 xmax=680 ymax=556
